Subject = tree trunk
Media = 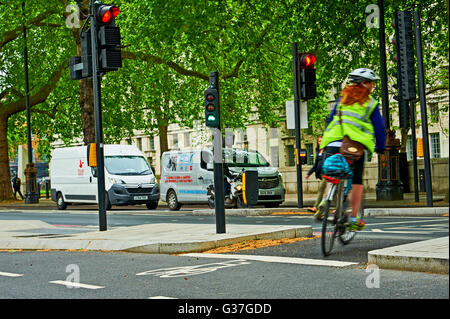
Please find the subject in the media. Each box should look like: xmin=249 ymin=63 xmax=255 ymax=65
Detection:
xmin=159 ymin=124 xmax=169 ymax=156
xmin=79 ymin=77 xmax=95 ymax=144
xmin=0 ymin=115 xmax=14 ymax=200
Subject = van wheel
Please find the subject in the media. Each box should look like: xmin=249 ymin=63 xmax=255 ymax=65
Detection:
xmin=146 ymin=201 xmax=158 ymax=210
xmin=56 ymin=193 xmax=67 ymax=210
xmin=167 ymin=190 xmax=181 ymax=211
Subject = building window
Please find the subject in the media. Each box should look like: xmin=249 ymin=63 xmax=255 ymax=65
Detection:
xmin=270 ymin=127 xmax=278 ymax=139
xmin=429 ymin=103 xmax=439 ymax=122
xmin=149 ymin=136 xmax=155 ymax=150
xmin=136 ymin=137 xmax=142 ymax=151
xmin=286 ymin=145 xmax=295 ymax=167
xmin=172 ymin=133 xmax=178 ymax=149
xmin=270 ymin=146 xmax=279 ymax=167
xmin=430 ymin=133 xmax=440 ymax=158
xmin=184 ymin=132 xmax=191 ymax=148
xmin=406 ymin=135 xmax=413 ymax=160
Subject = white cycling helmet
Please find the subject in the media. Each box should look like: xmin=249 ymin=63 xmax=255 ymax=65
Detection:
xmin=349 ymin=68 xmax=380 ymax=83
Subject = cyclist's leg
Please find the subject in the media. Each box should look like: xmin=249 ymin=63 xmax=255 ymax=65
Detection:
xmin=349 ymin=154 xmax=366 ymax=230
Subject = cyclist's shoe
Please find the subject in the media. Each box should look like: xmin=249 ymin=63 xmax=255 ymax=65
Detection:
xmin=313 ymin=200 xmax=326 ymax=221
xmin=348 ymin=217 xmax=366 ymax=231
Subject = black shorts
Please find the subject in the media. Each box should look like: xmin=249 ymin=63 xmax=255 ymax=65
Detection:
xmin=318 ymin=146 xmax=364 ymax=185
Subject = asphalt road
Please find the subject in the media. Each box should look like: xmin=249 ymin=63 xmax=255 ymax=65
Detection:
xmin=0 ymin=209 xmax=448 ymax=265
xmin=0 ymin=210 xmax=448 ymax=303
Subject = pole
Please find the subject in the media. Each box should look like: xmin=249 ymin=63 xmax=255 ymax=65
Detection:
xmin=22 ymin=1 xmax=39 ymax=204
xmin=90 ymin=0 xmax=107 ymax=230
xmin=292 ymin=42 xmax=303 ymax=208
xmin=413 ymin=11 xmax=433 ymax=207
xmin=409 ymin=100 xmax=419 ymax=202
xmin=210 ymin=72 xmax=225 ymax=234
xmin=377 ymin=0 xmax=390 ymax=129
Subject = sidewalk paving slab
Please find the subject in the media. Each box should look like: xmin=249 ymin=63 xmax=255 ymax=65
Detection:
xmin=368 ymin=236 xmax=449 ymax=274
xmin=0 ymin=221 xmax=312 ymax=254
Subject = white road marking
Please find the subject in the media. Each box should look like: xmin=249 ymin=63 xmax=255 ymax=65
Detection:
xmin=184 ymin=253 xmax=357 ymax=268
xmin=49 ymin=280 xmax=104 ymax=289
xmin=0 ymin=271 xmax=23 ymax=277
xmin=137 ymin=259 xmax=251 ymax=278
xmin=148 ymin=296 xmax=178 ymax=299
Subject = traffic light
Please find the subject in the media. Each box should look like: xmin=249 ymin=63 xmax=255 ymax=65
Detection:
xmin=69 ymin=2 xmax=121 ymax=80
xmin=94 ymin=2 xmax=122 ymax=72
xmin=392 ymin=10 xmax=416 ymax=101
xmin=204 ymin=87 xmax=220 ymax=128
xmin=298 ymin=53 xmax=317 ymax=100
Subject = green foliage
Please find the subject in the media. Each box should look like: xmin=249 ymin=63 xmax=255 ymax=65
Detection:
xmin=1 ymin=0 xmax=448 ymax=165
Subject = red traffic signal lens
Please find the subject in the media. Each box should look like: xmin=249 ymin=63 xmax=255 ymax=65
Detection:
xmin=300 ymin=53 xmax=316 ymax=68
xmin=304 ymin=54 xmax=316 ymax=67
xmin=206 ymin=94 xmax=215 ymax=101
xmin=111 ymin=6 xmax=120 ymax=18
xmin=101 ymin=10 xmax=112 ymax=23
xmin=97 ymin=5 xmax=119 ymax=24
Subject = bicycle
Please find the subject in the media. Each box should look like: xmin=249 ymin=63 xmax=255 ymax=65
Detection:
xmin=320 ymin=170 xmax=364 ymax=257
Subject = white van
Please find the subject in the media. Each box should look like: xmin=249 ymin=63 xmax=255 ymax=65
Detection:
xmin=160 ymin=148 xmax=285 ymax=210
xmin=50 ymin=144 xmax=159 ymax=210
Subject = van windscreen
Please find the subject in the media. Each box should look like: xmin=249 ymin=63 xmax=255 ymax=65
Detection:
xmin=223 ymin=149 xmax=270 ymax=167
xmin=104 ymin=156 xmax=151 ymax=175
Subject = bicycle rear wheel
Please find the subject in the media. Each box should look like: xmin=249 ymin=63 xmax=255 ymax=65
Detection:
xmin=321 ymin=196 xmax=339 ymax=257
xmin=339 ymin=198 xmax=365 ymax=245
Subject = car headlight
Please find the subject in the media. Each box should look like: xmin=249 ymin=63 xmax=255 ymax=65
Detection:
xmin=109 ymin=177 xmax=125 ymax=184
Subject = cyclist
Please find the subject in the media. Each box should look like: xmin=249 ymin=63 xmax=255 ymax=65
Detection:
xmin=319 ymin=68 xmax=386 ymax=230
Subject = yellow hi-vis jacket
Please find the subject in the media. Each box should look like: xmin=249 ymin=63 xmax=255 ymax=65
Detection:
xmin=321 ymin=97 xmax=379 ymax=154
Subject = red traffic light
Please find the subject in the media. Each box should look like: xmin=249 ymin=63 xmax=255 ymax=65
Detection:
xmin=300 ymin=53 xmax=316 ymax=68
xmin=97 ymin=5 xmax=120 ymax=24
xmin=206 ymin=94 xmax=215 ymax=101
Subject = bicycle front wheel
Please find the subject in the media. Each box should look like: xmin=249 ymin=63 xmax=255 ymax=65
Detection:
xmin=321 ymin=199 xmax=338 ymax=256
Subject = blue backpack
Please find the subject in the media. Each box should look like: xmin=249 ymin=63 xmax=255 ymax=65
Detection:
xmin=322 ymin=153 xmax=353 ymax=178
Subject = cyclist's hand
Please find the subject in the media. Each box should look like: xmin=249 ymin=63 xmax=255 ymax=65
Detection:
xmin=305 ymin=174 xmax=310 ymax=180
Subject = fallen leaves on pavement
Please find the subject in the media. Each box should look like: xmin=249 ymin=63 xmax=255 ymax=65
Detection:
xmin=201 ymin=236 xmax=319 ymax=254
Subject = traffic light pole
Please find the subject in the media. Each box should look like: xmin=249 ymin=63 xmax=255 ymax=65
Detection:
xmin=209 ymin=72 xmax=226 ymax=234
xmin=377 ymin=0 xmax=390 ymax=129
xmin=90 ymin=0 xmax=107 ymax=231
xmin=292 ymin=42 xmax=303 ymax=208
xmin=413 ymin=11 xmax=433 ymax=207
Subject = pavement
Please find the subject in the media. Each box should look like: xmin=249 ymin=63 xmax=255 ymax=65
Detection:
xmin=0 ymin=192 xmax=448 ymax=274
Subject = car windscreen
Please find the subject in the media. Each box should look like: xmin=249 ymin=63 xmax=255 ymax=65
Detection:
xmin=104 ymin=156 xmax=151 ymax=175
xmin=223 ymin=149 xmax=270 ymax=167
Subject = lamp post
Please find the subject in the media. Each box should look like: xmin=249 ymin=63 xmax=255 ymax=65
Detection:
xmin=22 ymin=1 xmax=39 ymax=204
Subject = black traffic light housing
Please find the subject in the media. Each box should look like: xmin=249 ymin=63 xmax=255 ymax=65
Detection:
xmin=392 ymin=10 xmax=416 ymax=101
xmin=298 ymin=52 xmax=317 ymax=100
xmin=204 ymin=87 xmax=220 ymax=128
xmin=94 ymin=2 xmax=122 ymax=72
xmin=69 ymin=1 xmax=121 ymax=80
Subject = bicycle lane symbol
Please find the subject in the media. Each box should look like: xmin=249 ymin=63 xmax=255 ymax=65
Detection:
xmin=136 ymin=259 xmax=251 ymax=278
